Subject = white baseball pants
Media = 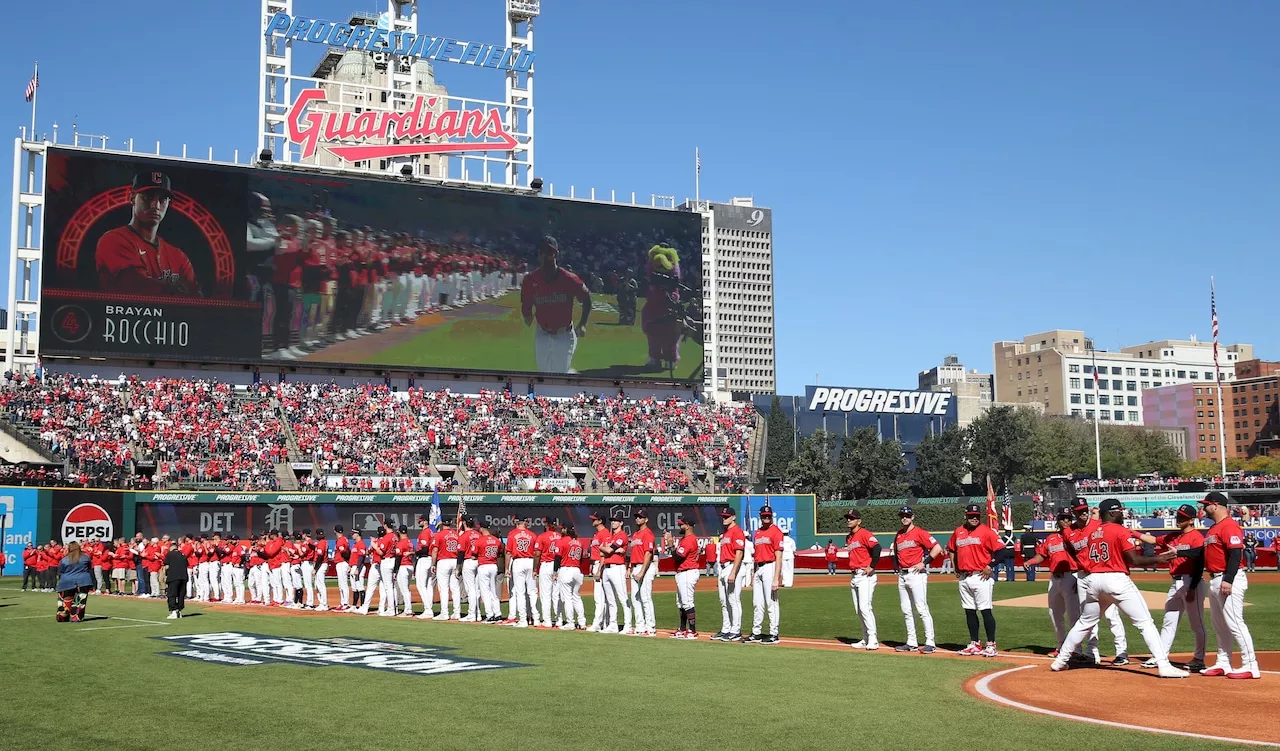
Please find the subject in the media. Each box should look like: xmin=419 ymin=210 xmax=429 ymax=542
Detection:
xmin=435 ymin=559 xmax=460 ymax=619
xmin=958 ymin=573 xmax=995 ymax=610
xmin=601 ymin=564 xmax=631 ymax=631
xmin=850 ymin=572 xmax=878 ymax=645
xmin=378 ymin=558 xmax=397 ymax=614
xmin=312 ymin=564 xmax=327 ymax=609
xmin=1058 ymin=572 xmax=1167 ymax=665
xmin=219 ymin=564 xmax=233 ymax=602
xmin=510 ymin=558 xmax=537 ymax=622
xmin=539 ymin=561 xmax=559 ymax=625
xmin=534 ymin=327 xmax=577 ymax=374
xmin=751 ymin=561 xmax=780 ymax=637
xmin=590 ymin=570 xmax=612 ymax=629
xmin=1158 ymin=574 xmax=1206 ymax=662
xmin=358 ymin=562 xmax=381 ymax=613
xmin=718 ymin=564 xmax=748 ymax=635
xmin=334 ymin=561 xmax=350 ymax=608
xmin=478 ymin=563 xmax=500 ymax=619
xmin=186 ymin=567 xmax=196 ymax=599
xmin=1076 ymin=573 xmax=1127 ymax=657
xmin=897 ymin=571 xmax=934 ymax=647
xmin=630 ymin=564 xmax=657 ymax=632
xmin=1208 ymin=572 xmax=1256 ymax=671
xmin=268 ymin=566 xmax=284 ymax=604
xmin=414 ymin=558 xmax=435 ymax=616
xmin=462 ymin=560 xmax=480 ymax=619
xmin=396 ymin=564 xmax=412 ymax=615
xmin=675 ymin=569 xmax=699 ymax=610
xmin=300 ymin=561 xmax=316 ymax=606
xmin=556 ymin=567 xmax=586 ymax=627
xmin=1047 ymin=572 xmax=1080 ymax=650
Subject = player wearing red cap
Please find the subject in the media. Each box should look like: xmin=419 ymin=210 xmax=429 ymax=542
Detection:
xmin=413 ymin=523 xmax=435 ymax=620
xmin=432 ymin=519 xmax=461 ymax=620
xmin=535 ymin=518 xmax=563 ymax=629
xmin=506 ymin=518 xmax=539 ymax=627
xmin=347 ymin=531 xmax=367 ymax=611
xmin=1140 ymin=504 xmax=1207 ymax=671
xmin=666 ymin=517 xmax=701 ymax=639
xmin=95 ymin=171 xmax=200 ymax=297
xmin=298 ymin=530 xmax=317 ymax=609
xmin=844 ymin=510 xmax=881 ymax=650
xmin=1023 ymin=510 xmax=1080 ymax=657
xmin=1050 ymin=498 xmax=1187 ymax=678
xmin=586 ymin=514 xmax=613 ymax=632
xmin=394 ymin=526 xmax=416 ymax=617
xmin=553 ymin=524 xmax=587 ymax=630
xmin=377 ymin=523 xmax=399 ymax=616
xmin=949 ymin=504 xmax=1006 ymax=657
xmin=713 ymin=507 xmax=747 ymax=642
xmin=332 ymin=526 xmax=351 ymax=611
xmin=628 ymin=509 xmax=658 ymax=637
xmin=598 ymin=515 xmax=633 ymax=634
xmin=475 ymin=521 xmax=503 ymax=623
xmin=457 ymin=518 xmax=481 ymax=622
xmin=1199 ymin=492 xmax=1258 ymax=679
xmin=745 ymin=505 xmax=784 ymax=644
xmin=1062 ymin=500 xmax=1128 ymax=664
xmin=891 ymin=506 xmax=944 ymax=653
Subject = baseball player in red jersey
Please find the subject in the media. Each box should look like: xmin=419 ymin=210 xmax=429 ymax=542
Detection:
xmin=1140 ymin=504 xmax=1207 ymax=671
xmin=520 ymin=236 xmax=591 ymax=374
xmin=332 ymin=526 xmax=351 ymax=611
xmin=299 ymin=530 xmax=317 ymax=609
xmin=712 ymin=508 xmax=748 ymax=642
xmin=1023 ymin=510 xmax=1080 ymax=657
xmin=355 ymin=527 xmax=383 ymax=615
xmin=1062 ymin=500 xmax=1128 ymax=664
xmin=535 ymin=517 xmax=563 ymax=628
xmin=1199 ymin=492 xmax=1259 ymax=679
xmin=506 ymin=518 xmax=539 ymax=627
xmin=432 ymin=519 xmax=461 ymax=620
xmin=311 ymin=530 xmax=330 ymax=609
xmin=586 ymin=514 xmax=613 ymax=631
xmin=95 ymin=171 xmax=200 ymax=297
xmin=475 ymin=521 xmax=503 ymax=622
xmin=891 ymin=506 xmax=943 ymax=653
xmin=666 ymin=517 xmax=702 ymax=639
xmin=746 ymin=505 xmax=785 ymax=644
xmin=844 ymin=510 xmax=881 ymax=650
xmin=393 ymin=526 xmax=415 ymax=617
xmin=347 ymin=531 xmax=367 ymax=610
xmin=598 ymin=515 xmax=633 ymax=634
xmin=1051 ymin=498 xmax=1186 ymax=677
xmin=949 ymin=503 xmax=1006 ymax=657
xmin=377 ymin=524 xmax=399 ymax=616
xmin=628 ymin=509 xmax=658 ymax=636
xmin=554 ymin=524 xmax=588 ymax=630
xmin=457 ymin=518 xmax=481 ymax=622
xmin=413 ymin=523 xmax=435 ymax=620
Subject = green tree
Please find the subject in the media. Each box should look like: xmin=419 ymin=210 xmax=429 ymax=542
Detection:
xmin=835 ymin=426 xmax=908 ymax=499
xmin=763 ymin=396 xmax=796 ymax=482
xmin=968 ymin=405 xmax=1041 ymax=490
xmin=1031 ymin=417 xmax=1094 ymax=477
xmin=786 ymin=429 xmax=840 ymax=499
xmin=913 ymin=425 xmax=968 ymax=497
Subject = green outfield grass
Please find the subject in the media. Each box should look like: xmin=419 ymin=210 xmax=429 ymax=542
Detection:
xmin=370 ymin=291 xmax=702 ymax=379
xmin=1 ymin=577 xmax=1273 ymax=750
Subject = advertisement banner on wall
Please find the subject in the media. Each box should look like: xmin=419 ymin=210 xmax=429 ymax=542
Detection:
xmin=137 ymin=500 xmax=733 ymax=541
xmin=50 ymin=490 xmax=125 ymax=545
xmin=1 ymin=488 xmax=40 ymax=571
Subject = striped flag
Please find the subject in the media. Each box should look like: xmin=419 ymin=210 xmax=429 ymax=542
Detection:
xmin=1211 ymin=278 xmax=1221 ymax=383
xmin=696 ymin=147 xmax=701 ymax=176
xmin=985 ymin=475 xmax=999 ymax=530
xmin=428 ymin=486 xmax=441 ymax=532
xmin=1001 ymin=485 xmax=1013 ymax=530
xmin=24 ymin=69 xmax=38 ymax=102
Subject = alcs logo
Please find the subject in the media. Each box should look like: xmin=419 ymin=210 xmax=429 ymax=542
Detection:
xmin=62 ymin=503 xmax=114 ymax=543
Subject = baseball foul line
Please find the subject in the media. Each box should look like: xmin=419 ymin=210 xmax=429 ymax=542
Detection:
xmin=972 ymin=665 xmax=1280 ymax=747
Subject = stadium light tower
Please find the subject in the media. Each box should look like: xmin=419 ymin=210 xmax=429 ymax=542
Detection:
xmin=505 ymin=0 xmax=538 ymax=188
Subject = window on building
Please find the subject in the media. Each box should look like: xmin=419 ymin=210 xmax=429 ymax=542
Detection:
xmin=1086 ymin=409 xmax=1096 ymax=419
xmin=1195 ymin=388 xmax=1203 ymax=395
xmin=1070 ymin=394 xmax=1081 ymax=404
xmin=1126 ymin=368 xmax=1136 ymax=376
xmin=1126 ymin=381 xmax=1137 ymax=391
xmin=1111 ymin=367 xmax=1122 ymax=375
xmin=1084 ymin=365 xmax=1094 ymax=374
xmin=1197 ymin=399 xmax=1203 ymax=406
xmin=1128 ymin=411 xmax=1139 ymax=422
xmin=1100 ymin=412 xmax=1111 ymax=421
xmin=1205 ymin=372 xmax=1213 ymax=380
xmin=1153 ymin=381 xmax=1162 ymax=387
xmin=1141 ymin=381 xmax=1149 ymax=389
xmin=1127 ymin=396 xmax=1137 ymax=406
xmin=1071 ymin=409 xmax=1082 ymax=417
xmin=1037 ymin=369 xmax=1043 ymax=377
xmin=1140 ymin=368 xmax=1149 ymax=377
xmin=1085 ymin=394 xmax=1096 ymax=405
xmin=1190 ymin=372 xmax=1199 ymax=380
xmin=1114 ymin=410 xmax=1124 ymax=421
xmin=1084 ymin=380 xmax=1093 ymax=390
xmin=1178 ymin=370 xmax=1187 ymax=378
xmin=1200 ymin=435 xmax=1206 ymax=442
xmin=1199 ymin=423 xmax=1205 ymax=430
xmin=1069 ymin=378 xmax=1081 ymax=388
xmin=1069 ymin=364 xmax=1080 ymax=373
xmin=1198 ymin=411 xmax=1205 ymax=418
xmin=1100 ymin=395 xmax=1110 ymax=405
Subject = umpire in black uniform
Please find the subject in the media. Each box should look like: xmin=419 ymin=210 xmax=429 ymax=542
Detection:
xmin=165 ymin=545 xmax=189 ymax=619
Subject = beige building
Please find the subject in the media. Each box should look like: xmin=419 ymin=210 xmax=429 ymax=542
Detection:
xmin=993 ymin=329 xmax=1252 ymax=426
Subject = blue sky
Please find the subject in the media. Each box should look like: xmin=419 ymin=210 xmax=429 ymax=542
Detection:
xmin=2 ymin=0 xmax=1277 ymax=394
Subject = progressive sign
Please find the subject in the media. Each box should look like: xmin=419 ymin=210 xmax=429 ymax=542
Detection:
xmin=805 ymin=386 xmax=953 ymax=416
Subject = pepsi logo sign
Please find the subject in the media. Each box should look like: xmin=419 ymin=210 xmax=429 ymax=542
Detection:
xmin=61 ymin=502 xmax=114 ymax=543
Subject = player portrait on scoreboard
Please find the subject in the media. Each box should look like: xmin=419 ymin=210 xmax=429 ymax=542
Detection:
xmin=40 ymin=149 xmax=258 ymax=361
xmin=246 ymin=169 xmax=704 ymax=382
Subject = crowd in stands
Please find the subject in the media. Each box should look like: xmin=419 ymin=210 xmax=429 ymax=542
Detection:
xmin=0 ymin=375 xmax=757 ymax=493
xmin=1074 ymin=475 xmax=1280 ymax=493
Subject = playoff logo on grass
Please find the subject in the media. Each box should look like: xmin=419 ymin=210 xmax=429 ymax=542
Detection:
xmin=61 ymin=503 xmax=114 ymax=543
xmin=154 ymin=633 xmax=527 ymax=676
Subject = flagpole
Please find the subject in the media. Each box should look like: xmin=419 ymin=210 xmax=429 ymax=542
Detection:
xmin=694 ymin=147 xmax=700 ymax=203
xmin=1212 ymin=277 xmax=1227 ymax=476
xmin=29 ymin=61 xmax=38 ymax=140
xmin=1089 ymin=344 xmax=1102 ymax=480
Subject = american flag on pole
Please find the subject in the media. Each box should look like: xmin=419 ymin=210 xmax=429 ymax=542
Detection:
xmin=1211 ymin=278 xmax=1221 ymax=382
xmin=696 ymin=148 xmax=701 ymax=176
xmin=1001 ymin=485 xmax=1013 ymax=530
xmin=24 ymin=69 xmax=38 ymax=102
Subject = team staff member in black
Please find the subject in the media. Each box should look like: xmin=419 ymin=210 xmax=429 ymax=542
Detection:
xmin=1020 ymin=524 xmax=1039 ymax=582
xmin=165 ymin=544 xmax=190 ymax=620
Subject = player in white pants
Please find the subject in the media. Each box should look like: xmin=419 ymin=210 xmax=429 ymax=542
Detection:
xmin=598 ymin=516 xmax=632 ymax=633
xmin=311 ymin=531 xmax=329 ymax=611
xmin=355 ymin=539 xmax=383 ymax=616
xmin=748 ymin=506 xmax=785 ymax=643
xmin=714 ymin=509 xmax=748 ymax=641
xmin=891 ymin=507 xmax=943 ymax=652
xmin=394 ymin=527 xmax=414 ymax=617
xmin=844 ymin=510 xmax=881 ymax=650
xmin=299 ymin=531 xmax=316 ymax=609
xmin=1199 ymin=492 xmax=1259 ymax=679
xmin=628 ymin=511 xmax=658 ymax=636
xmin=333 ymin=527 xmax=351 ymax=610
xmin=414 ymin=527 xmax=436 ymax=620
xmin=1023 ymin=511 xmax=1082 ymax=656
xmin=229 ymin=537 xmax=247 ymax=604
xmin=434 ymin=521 xmax=462 ymax=620
xmin=472 ymin=522 xmax=502 ymax=622
xmin=1141 ymin=505 xmax=1207 ymax=670
xmin=1051 ymin=499 xmax=1186 ymax=678
xmin=586 ymin=515 xmax=613 ymax=631
xmin=667 ymin=517 xmax=702 ymax=638
xmin=521 ymin=236 xmax=591 ymax=375
xmin=378 ymin=539 xmax=398 ymax=616
xmin=554 ymin=525 xmax=587 ymax=629
xmin=507 ymin=519 xmax=539 ymax=626
xmin=537 ymin=523 xmax=562 ymax=628
xmin=461 ymin=550 xmax=481 ymax=622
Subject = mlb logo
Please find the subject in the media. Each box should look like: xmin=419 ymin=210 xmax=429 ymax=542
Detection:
xmin=355 ymin=513 xmax=385 ymax=532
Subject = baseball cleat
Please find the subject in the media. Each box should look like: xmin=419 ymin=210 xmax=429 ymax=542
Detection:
xmin=1185 ymin=659 xmax=1206 ymax=672
xmin=1157 ymin=663 xmax=1190 ymax=679
xmin=849 ymin=640 xmax=867 ymax=650
xmin=1050 ymin=660 xmax=1069 ymax=672
xmin=670 ymin=630 xmax=687 ymax=639
xmin=919 ymin=645 xmax=936 ymax=654
xmin=981 ymin=643 xmax=998 ymax=657
xmin=684 ymin=632 xmax=701 ymax=640
xmin=760 ymin=635 xmax=778 ymax=644
xmin=1142 ymin=658 xmax=1159 ymax=669
xmin=865 ymin=642 xmax=880 ymax=651
xmin=585 ymin=625 xmax=600 ymax=632
xmin=894 ymin=644 xmax=917 ymax=652
xmin=711 ymin=632 xmax=728 ymax=641
xmin=1201 ymin=666 xmax=1226 ymax=676
xmin=1226 ymin=667 xmax=1261 ymax=680
xmin=742 ymin=634 xmax=762 ymax=644
xmin=957 ymin=642 xmax=982 ymax=656
xmin=1111 ymin=653 xmax=1130 ymax=666
xmin=1048 ymin=650 xmax=1059 ymax=658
